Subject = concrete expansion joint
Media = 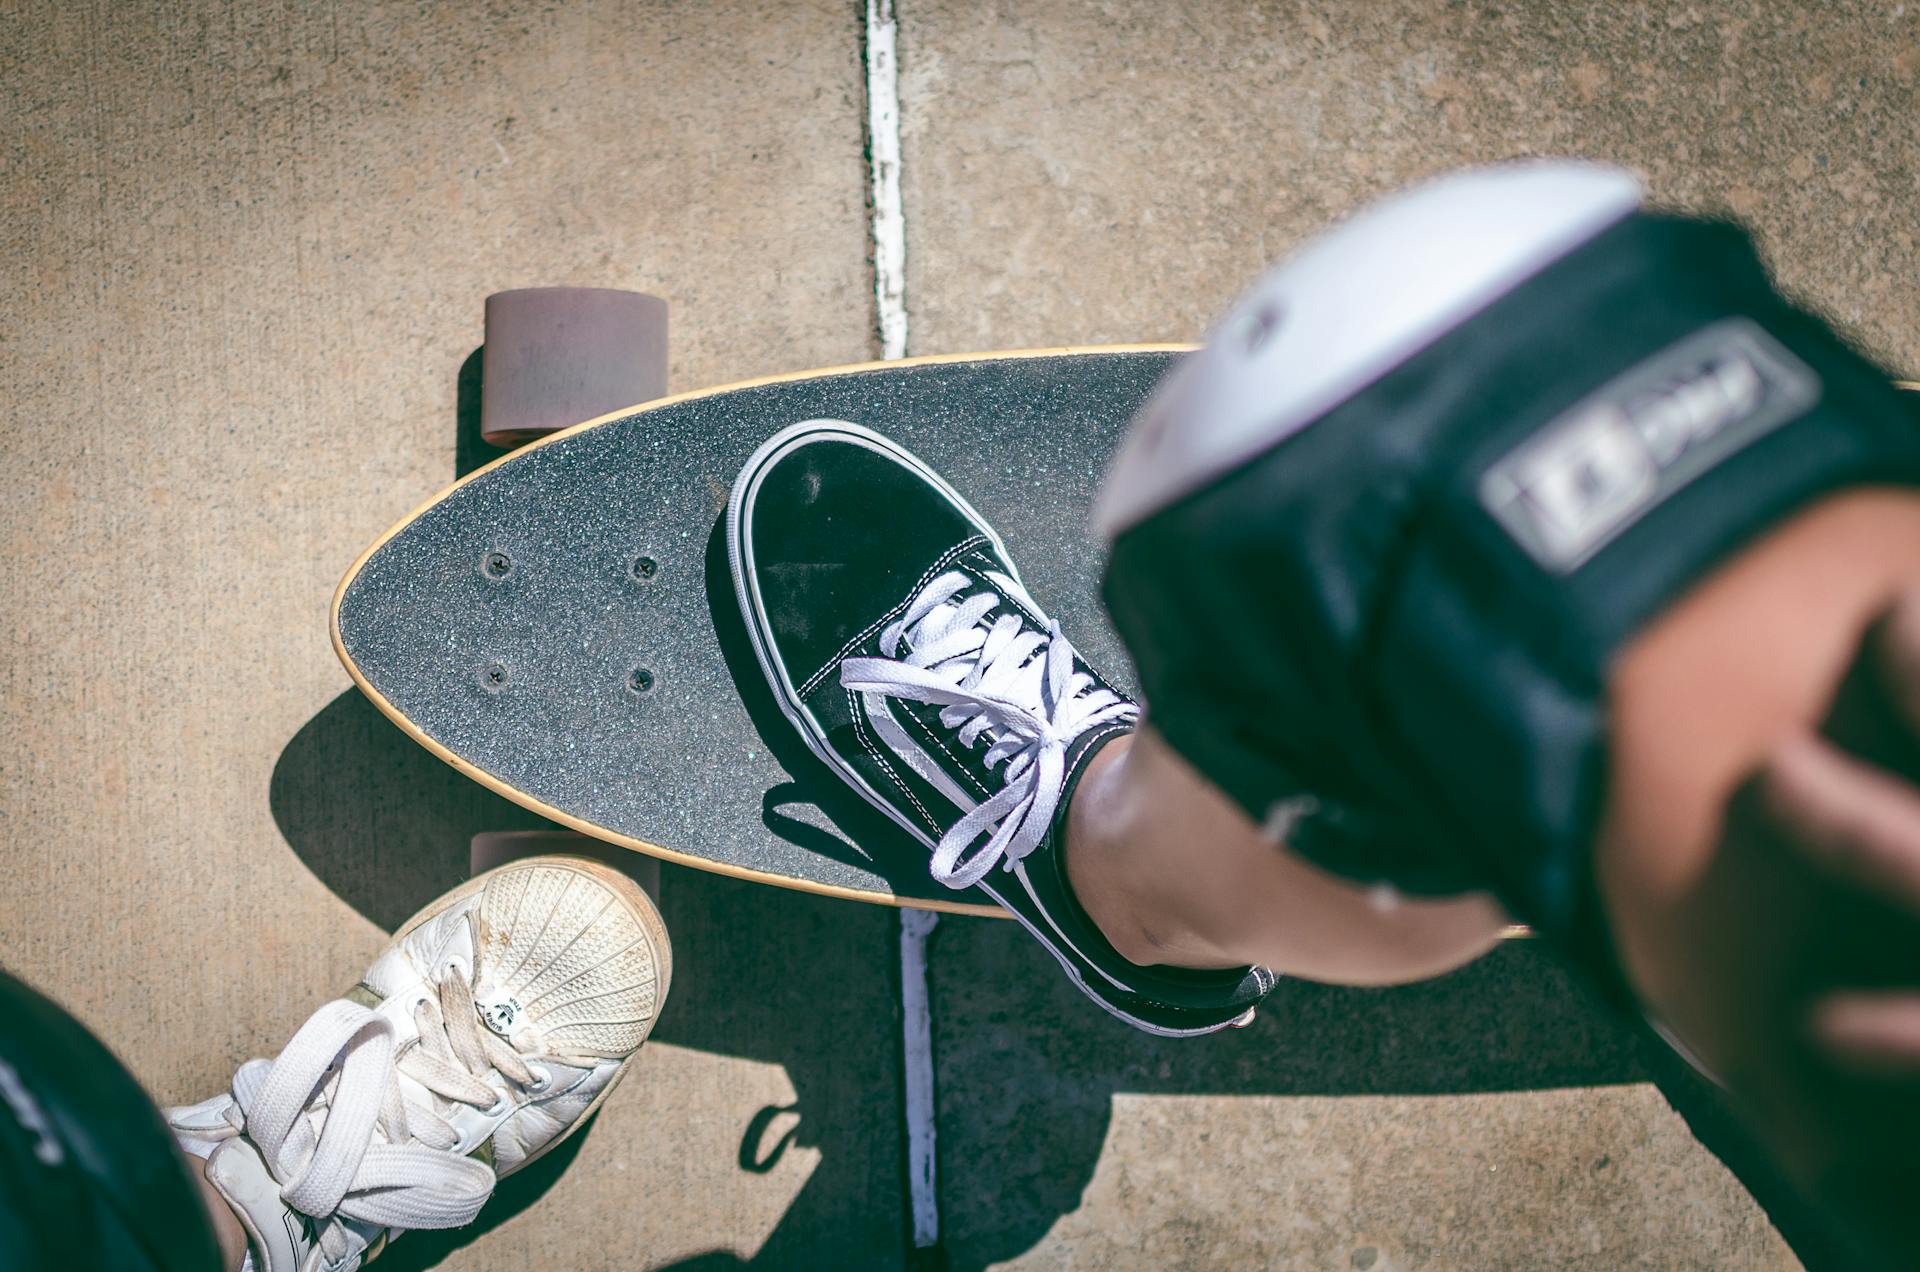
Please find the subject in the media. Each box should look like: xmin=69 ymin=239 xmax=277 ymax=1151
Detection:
xmin=864 ymin=0 xmax=940 ymax=1259
xmin=865 ymin=0 xmax=910 ymax=361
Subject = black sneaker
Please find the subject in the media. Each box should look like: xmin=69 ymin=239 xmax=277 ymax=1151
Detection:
xmin=726 ymin=419 xmax=1275 ymax=1036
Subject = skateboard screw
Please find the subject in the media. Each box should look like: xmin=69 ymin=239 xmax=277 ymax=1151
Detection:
xmin=481 ymin=661 xmax=510 ymax=692
xmin=630 ymin=555 xmax=658 ymax=582
xmin=628 ymin=666 xmax=655 ymax=695
xmin=482 ymin=550 xmax=513 ymax=580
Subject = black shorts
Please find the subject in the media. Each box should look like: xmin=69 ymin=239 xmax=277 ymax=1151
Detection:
xmin=0 ymin=967 xmax=219 ymax=1271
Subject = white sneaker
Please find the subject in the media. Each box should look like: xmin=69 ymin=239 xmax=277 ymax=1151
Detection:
xmin=168 ymin=856 xmax=670 ymax=1272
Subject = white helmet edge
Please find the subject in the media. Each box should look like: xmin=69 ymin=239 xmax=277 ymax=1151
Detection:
xmin=1094 ymin=159 xmax=1645 ymax=541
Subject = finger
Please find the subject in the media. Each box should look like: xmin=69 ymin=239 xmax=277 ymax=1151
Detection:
xmin=1812 ymin=991 xmax=1920 ymax=1075
xmin=1819 ymin=588 xmax=1920 ymax=782
xmin=1763 ymin=734 xmax=1920 ymax=905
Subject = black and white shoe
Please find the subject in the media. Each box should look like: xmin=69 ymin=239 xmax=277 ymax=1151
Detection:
xmin=726 ymin=420 xmax=1275 ymax=1036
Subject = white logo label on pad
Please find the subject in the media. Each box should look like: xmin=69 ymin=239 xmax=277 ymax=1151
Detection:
xmin=1480 ymin=319 xmax=1820 ymax=573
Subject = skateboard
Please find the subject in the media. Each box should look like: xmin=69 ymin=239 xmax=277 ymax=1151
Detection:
xmin=334 ymin=301 xmax=1187 ymax=917
xmin=333 ymin=289 xmax=1535 ymax=936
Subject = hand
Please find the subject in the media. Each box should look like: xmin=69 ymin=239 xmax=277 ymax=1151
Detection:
xmin=1658 ymin=590 xmax=1920 ymax=1256
xmin=1764 ymin=590 xmax=1920 ymax=1075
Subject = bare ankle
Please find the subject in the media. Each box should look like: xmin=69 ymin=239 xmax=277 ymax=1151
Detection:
xmin=192 ymin=1153 xmax=252 ymax=1272
xmin=1063 ymin=725 xmax=1509 ymax=982
xmin=1064 ymin=734 xmax=1241 ymax=968
xmin=1064 ymin=736 xmax=1156 ymax=963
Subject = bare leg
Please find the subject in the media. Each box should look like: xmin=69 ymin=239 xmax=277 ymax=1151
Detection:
xmin=1065 ymin=725 xmax=1508 ymax=985
xmin=191 ymin=1152 xmax=250 ymax=1272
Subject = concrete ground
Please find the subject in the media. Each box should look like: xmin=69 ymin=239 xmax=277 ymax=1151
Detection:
xmin=3 ymin=1 xmax=1913 ymax=1267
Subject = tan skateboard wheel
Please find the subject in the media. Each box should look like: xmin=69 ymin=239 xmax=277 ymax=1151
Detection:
xmin=481 ymin=287 xmax=668 ymax=447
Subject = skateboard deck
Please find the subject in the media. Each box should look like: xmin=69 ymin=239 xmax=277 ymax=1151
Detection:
xmin=333 ymin=348 xmax=1186 ymax=918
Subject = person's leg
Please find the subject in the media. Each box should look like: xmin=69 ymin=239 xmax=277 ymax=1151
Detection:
xmin=1599 ymin=490 xmax=1920 ymax=1038
xmin=1064 ymin=726 xmax=1509 ymax=985
xmin=1061 ymin=490 xmax=1920 ymax=1003
xmin=191 ymin=1159 xmax=250 ymax=1271
xmin=1072 ymin=481 xmax=1920 ymax=1252
xmin=729 ymin=416 xmax=1507 ymax=1044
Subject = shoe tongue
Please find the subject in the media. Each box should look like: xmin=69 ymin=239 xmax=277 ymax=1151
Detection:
xmin=366 ymin=905 xmax=478 ymax=1000
xmin=205 ymin=1136 xmax=319 ymax=1272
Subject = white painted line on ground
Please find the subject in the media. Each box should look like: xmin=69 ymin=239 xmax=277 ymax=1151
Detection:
xmin=898 ymin=906 xmax=940 ymax=1250
xmin=864 ymin=0 xmax=938 ymax=1251
xmin=866 ymin=0 xmax=909 ymax=360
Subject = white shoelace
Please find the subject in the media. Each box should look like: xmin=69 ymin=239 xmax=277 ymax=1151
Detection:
xmin=840 ymin=569 xmax=1136 ymax=889
xmin=224 ymin=969 xmax=535 ymax=1264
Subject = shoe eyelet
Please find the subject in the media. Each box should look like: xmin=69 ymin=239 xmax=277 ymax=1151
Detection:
xmin=527 ymin=1065 xmax=552 ymax=1094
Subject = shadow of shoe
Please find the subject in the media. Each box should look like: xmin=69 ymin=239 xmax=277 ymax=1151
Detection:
xmin=269 ymin=688 xmax=556 ymax=931
xmin=924 ymin=920 xmax=1648 ymax=1270
xmin=368 ymin=1119 xmax=594 ymax=1272
xmin=456 ymin=345 xmax=510 ymax=479
xmin=640 ymin=868 xmax=917 ymax=1267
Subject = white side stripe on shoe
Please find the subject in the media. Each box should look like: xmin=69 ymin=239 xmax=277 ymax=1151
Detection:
xmin=867 ymin=694 xmax=989 ymax=813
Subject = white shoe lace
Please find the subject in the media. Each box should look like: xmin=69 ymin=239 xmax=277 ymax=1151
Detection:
xmin=840 ymin=569 xmax=1136 ymax=889
xmin=223 ymin=968 xmax=536 ymax=1264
